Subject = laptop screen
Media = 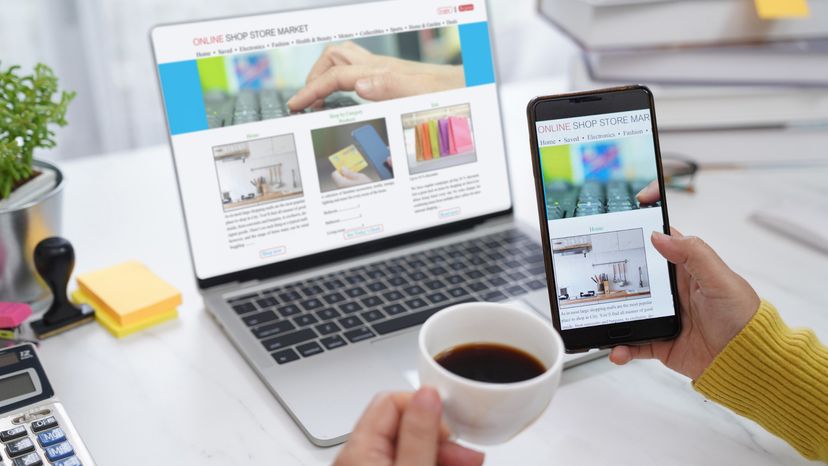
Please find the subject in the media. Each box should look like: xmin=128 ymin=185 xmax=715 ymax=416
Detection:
xmin=152 ymin=0 xmax=511 ymax=283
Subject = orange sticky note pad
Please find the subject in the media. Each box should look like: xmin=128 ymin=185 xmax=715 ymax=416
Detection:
xmin=76 ymin=261 xmax=182 ymax=327
xmin=754 ymin=0 xmax=810 ymax=18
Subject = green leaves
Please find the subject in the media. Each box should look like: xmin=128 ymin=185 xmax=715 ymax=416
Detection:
xmin=0 ymin=62 xmax=75 ymax=200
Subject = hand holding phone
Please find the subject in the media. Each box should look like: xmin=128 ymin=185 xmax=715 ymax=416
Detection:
xmin=527 ymin=86 xmax=681 ymax=352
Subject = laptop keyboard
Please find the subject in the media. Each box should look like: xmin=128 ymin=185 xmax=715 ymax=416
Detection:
xmin=545 ymin=179 xmax=657 ymax=219
xmin=225 ymin=229 xmax=548 ymax=365
xmin=203 ymin=88 xmax=359 ymax=128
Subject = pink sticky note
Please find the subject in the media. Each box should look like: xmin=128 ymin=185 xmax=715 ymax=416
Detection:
xmin=0 ymin=303 xmax=32 ymax=328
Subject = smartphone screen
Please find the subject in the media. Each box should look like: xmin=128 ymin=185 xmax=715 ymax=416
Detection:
xmin=528 ymin=87 xmax=679 ymax=350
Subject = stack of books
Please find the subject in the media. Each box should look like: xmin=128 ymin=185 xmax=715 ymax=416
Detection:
xmin=539 ymin=0 xmax=828 ymax=130
xmin=73 ymin=261 xmax=181 ymax=338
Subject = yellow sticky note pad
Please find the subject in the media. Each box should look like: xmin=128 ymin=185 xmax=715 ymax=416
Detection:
xmin=76 ymin=260 xmax=181 ymax=327
xmin=72 ymin=289 xmax=178 ymax=338
xmin=328 ymin=145 xmax=367 ymax=173
xmin=754 ymin=0 xmax=810 ymax=19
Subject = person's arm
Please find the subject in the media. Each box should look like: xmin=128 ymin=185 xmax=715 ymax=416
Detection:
xmin=694 ymin=300 xmax=828 ymax=462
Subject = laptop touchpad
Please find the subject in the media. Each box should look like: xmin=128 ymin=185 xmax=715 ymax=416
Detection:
xmin=372 ymin=328 xmax=421 ymax=388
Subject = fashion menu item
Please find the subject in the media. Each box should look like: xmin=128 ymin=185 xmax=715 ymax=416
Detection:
xmin=414 ymin=115 xmax=474 ymax=161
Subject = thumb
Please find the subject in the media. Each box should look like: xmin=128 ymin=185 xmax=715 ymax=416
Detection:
xmin=651 ymin=231 xmax=731 ymax=288
xmin=395 ymin=387 xmax=442 ymax=466
xmin=355 ymin=72 xmax=427 ymax=101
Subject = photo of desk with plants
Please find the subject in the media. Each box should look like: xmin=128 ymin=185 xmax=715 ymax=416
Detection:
xmin=212 ymin=135 xmax=303 ymax=211
xmin=551 ymin=228 xmax=651 ymax=308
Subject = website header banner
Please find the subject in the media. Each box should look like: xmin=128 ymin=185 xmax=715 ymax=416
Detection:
xmin=535 ymin=109 xmax=652 ymax=148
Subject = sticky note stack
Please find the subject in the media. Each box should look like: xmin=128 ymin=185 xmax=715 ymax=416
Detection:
xmin=72 ymin=261 xmax=181 ymax=338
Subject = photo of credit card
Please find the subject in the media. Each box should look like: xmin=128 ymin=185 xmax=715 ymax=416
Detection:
xmin=328 ymin=144 xmax=368 ymax=173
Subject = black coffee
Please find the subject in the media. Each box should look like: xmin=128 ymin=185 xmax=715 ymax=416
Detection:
xmin=434 ymin=343 xmax=546 ymax=383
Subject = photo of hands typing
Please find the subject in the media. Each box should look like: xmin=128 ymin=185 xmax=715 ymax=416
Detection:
xmin=1 ymin=0 xmax=826 ymax=464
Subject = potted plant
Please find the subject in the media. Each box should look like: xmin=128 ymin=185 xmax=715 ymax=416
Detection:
xmin=0 ymin=62 xmax=75 ymax=308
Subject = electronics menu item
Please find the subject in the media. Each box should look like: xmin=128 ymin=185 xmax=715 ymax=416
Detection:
xmin=535 ymin=108 xmax=675 ymax=330
xmin=152 ymin=0 xmax=511 ymax=282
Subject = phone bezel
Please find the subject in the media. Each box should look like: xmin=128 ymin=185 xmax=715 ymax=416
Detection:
xmin=526 ymin=85 xmax=681 ymax=353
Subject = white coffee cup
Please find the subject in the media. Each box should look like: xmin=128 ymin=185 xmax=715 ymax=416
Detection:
xmin=417 ymin=302 xmax=565 ymax=445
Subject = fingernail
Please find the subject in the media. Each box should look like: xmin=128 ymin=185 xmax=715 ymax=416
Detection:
xmin=355 ymin=78 xmax=373 ymax=94
xmin=636 ymin=187 xmax=647 ymax=198
xmin=652 ymin=231 xmax=670 ymax=241
xmin=412 ymin=387 xmax=441 ymax=413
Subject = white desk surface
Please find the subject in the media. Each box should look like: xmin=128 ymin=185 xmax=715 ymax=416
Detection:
xmin=42 ymin=79 xmax=828 ymax=465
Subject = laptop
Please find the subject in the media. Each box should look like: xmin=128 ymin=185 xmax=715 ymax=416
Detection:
xmin=151 ymin=0 xmax=605 ymax=446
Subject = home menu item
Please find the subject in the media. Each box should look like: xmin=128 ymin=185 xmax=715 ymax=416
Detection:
xmin=528 ymin=86 xmax=680 ymax=351
xmin=152 ymin=0 xmax=510 ymax=283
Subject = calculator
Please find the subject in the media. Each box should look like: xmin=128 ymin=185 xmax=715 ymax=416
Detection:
xmin=0 ymin=344 xmax=93 ymax=465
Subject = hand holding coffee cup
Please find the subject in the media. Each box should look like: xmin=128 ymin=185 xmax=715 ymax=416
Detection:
xmin=418 ymin=302 xmax=565 ymax=445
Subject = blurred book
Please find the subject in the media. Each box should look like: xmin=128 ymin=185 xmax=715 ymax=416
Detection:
xmin=570 ymin=55 xmax=828 ymax=130
xmin=585 ymin=39 xmax=828 ymax=87
xmin=539 ymin=0 xmax=828 ymax=50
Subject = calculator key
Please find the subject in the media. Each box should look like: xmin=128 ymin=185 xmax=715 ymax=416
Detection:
xmin=315 ymin=322 xmax=340 ymax=335
xmin=296 ymin=342 xmax=324 ymax=357
xmin=344 ymin=327 xmax=376 ymax=343
xmin=44 ymin=441 xmax=73 ymax=462
xmin=36 ymin=427 xmax=65 ymax=447
xmin=30 ymin=417 xmax=57 ymax=433
xmin=242 ymin=311 xmax=277 ymax=327
xmin=52 ymin=456 xmax=81 ymax=466
xmin=12 ymin=452 xmax=42 ymax=466
xmin=0 ymin=426 xmax=26 ymax=442
xmin=7 ymin=437 xmax=35 ymax=457
xmin=321 ymin=335 xmax=347 ymax=350
xmin=272 ymin=348 xmax=300 ymax=364
xmin=315 ymin=308 xmax=340 ymax=321
xmin=252 ymin=320 xmax=295 ymax=340
xmin=261 ymin=329 xmax=317 ymax=352
xmin=293 ymin=314 xmax=319 ymax=327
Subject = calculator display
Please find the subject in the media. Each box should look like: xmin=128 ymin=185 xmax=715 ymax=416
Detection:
xmin=0 ymin=373 xmax=36 ymax=401
xmin=0 ymin=352 xmax=18 ymax=369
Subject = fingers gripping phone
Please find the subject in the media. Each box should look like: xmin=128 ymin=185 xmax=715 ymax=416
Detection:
xmin=527 ymin=86 xmax=681 ymax=353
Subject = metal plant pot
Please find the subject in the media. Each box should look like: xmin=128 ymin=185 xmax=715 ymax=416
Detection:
xmin=0 ymin=160 xmax=64 ymax=309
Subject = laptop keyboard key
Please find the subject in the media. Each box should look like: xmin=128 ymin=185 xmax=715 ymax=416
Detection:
xmin=301 ymin=284 xmax=324 ymax=295
xmin=294 ymin=314 xmax=319 ymax=327
xmin=315 ymin=322 xmax=341 ymax=335
xmin=279 ymin=290 xmax=302 ymax=302
xmin=405 ymin=298 xmax=428 ymax=309
xmin=361 ymin=310 xmax=385 ymax=322
xmin=383 ymin=304 xmax=405 ymax=316
xmin=324 ymin=279 xmax=346 ymax=290
xmin=339 ymin=316 xmax=363 ymax=329
xmin=277 ymin=304 xmax=301 ymax=317
xmin=409 ymin=271 xmax=428 ymax=281
xmin=488 ymin=276 xmax=507 ymax=287
xmin=446 ymin=275 xmax=464 ymax=285
xmin=447 ymin=287 xmax=469 ymax=298
xmin=372 ymin=300 xmax=473 ymax=335
xmin=321 ymin=335 xmax=347 ymax=350
xmin=300 ymin=298 xmax=324 ymax=310
xmin=344 ymin=327 xmax=376 ymax=343
xmin=253 ymin=320 xmax=295 ymax=339
xmin=316 ymin=308 xmax=341 ymax=321
xmin=527 ymin=279 xmax=547 ymax=290
xmin=483 ymin=291 xmax=508 ymax=302
xmin=323 ymin=292 xmax=346 ymax=304
xmin=424 ymin=280 xmax=444 ymax=290
xmin=339 ymin=302 xmax=363 ymax=314
xmin=242 ymin=311 xmax=278 ymax=327
xmin=345 ymin=287 xmax=367 ymax=298
xmin=232 ymin=302 xmax=256 ymax=315
xmin=361 ymin=296 xmax=383 ymax=308
xmin=388 ymin=276 xmax=406 ymax=286
xmin=262 ymin=329 xmax=317 ymax=352
xmin=345 ymin=274 xmax=366 ymax=284
xmin=426 ymin=292 xmax=449 ymax=304
xmin=467 ymin=269 xmax=484 ymax=279
xmin=506 ymin=285 xmax=526 ymax=296
xmin=469 ymin=282 xmax=487 ymax=292
xmin=296 ymin=342 xmax=324 ymax=357
xmin=367 ymin=282 xmax=387 ymax=292
xmin=256 ymin=296 xmax=278 ymax=308
xmin=228 ymin=293 xmax=258 ymax=303
xmin=403 ymin=285 xmax=425 ymax=296
xmin=272 ymin=349 xmax=300 ymax=365
xmin=383 ymin=290 xmax=404 ymax=302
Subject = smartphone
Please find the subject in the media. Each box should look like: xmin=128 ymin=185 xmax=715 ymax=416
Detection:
xmin=526 ymin=85 xmax=681 ymax=353
xmin=351 ymin=125 xmax=393 ymax=180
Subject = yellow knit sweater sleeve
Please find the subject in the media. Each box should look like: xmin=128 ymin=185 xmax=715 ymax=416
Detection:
xmin=693 ymin=300 xmax=828 ymax=462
